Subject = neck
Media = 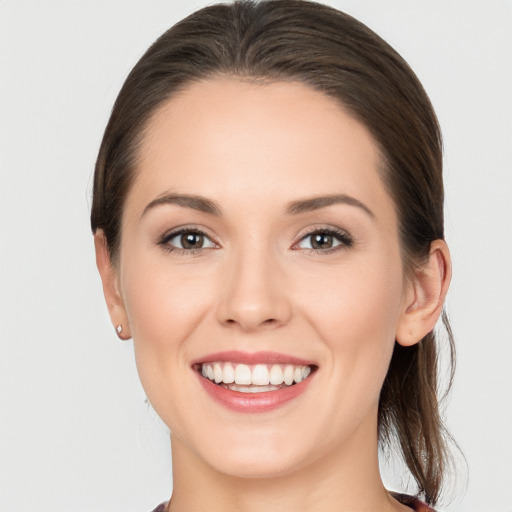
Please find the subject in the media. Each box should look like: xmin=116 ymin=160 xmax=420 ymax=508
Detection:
xmin=167 ymin=414 xmax=406 ymax=512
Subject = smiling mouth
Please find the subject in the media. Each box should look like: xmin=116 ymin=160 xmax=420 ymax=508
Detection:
xmin=195 ymin=362 xmax=316 ymax=393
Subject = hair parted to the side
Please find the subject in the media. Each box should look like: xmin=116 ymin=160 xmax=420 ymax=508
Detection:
xmin=91 ymin=0 xmax=456 ymax=504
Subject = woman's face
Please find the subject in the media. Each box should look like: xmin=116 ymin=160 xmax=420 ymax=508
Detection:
xmin=115 ymin=78 xmax=414 ymax=477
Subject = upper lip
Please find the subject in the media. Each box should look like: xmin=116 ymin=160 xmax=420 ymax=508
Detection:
xmin=191 ymin=350 xmax=316 ymax=367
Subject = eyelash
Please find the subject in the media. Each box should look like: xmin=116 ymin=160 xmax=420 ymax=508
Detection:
xmin=157 ymin=226 xmax=354 ymax=256
xmin=293 ymin=227 xmax=354 ymax=255
xmin=158 ymin=227 xmax=217 ymax=256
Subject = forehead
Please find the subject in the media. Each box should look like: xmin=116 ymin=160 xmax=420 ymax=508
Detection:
xmin=127 ymin=77 xmax=394 ymax=222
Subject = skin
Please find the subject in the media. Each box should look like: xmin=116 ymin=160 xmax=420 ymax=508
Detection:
xmin=95 ymin=78 xmax=450 ymax=512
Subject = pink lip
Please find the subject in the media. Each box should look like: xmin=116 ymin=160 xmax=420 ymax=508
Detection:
xmin=196 ymin=371 xmax=315 ymax=413
xmin=192 ymin=351 xmax=317 ymax=413
xmin=191 ymin=350 xmax=316 ymax=366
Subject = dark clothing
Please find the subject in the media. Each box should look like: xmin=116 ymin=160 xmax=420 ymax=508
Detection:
xmin=150 ymin=493 xmax=436 ymax=511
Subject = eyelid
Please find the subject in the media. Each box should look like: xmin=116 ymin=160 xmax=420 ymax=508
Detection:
xmin=292 ymin=225 xmax=354 ymax=252
xmin=158 ymin=225 xmax=220 ymax=254
xmin=156 ymin=223 xmax=353 ymax=254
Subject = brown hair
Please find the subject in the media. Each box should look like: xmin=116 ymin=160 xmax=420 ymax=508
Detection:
xmin=91 ymin=0 xmax=455 ymax=504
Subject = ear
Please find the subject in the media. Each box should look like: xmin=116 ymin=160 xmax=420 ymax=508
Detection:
xmin=94 ymin=231 xmax=131 ymax=340
xmin=396 ymin=240 xmax=451 ymax=347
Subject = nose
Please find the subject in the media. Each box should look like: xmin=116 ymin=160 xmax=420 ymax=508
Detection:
xmin=216 ymin=246 xmax=292 ymax=332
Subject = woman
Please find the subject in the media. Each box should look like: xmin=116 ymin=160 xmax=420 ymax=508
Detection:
xmin=91 ymin=1 xmax=454 ymax=511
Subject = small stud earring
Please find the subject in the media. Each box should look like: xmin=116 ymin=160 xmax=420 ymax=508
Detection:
xmin=115 ymin=324 xmax=130 ymax=340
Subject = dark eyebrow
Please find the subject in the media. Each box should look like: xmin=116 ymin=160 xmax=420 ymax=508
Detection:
xmin=286 ymin=194 xmax=375 ymax=218
xmin=141 ymin=193 xmax=222 ymax=218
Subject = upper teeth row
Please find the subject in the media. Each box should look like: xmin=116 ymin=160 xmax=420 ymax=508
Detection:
xmin=201 ymin=362 xmax=312 ymax=386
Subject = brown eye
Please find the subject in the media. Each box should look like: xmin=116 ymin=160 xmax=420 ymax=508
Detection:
xmin=161 ymin=229 xmax=216 ymax=252
xmin=310 ymin=233 xmax=334 ymax=249
xmin=296 ymin=229 xmax=353 ymax=252
xmin=181 ymin=232 xmax=204 ymax=249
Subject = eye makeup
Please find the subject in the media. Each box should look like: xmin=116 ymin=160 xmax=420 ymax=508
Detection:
xmin=158 ymin=226 xmax=218 ymax=256
xmin=156 ymin=222 xmax=354 ymax=258
xmin=293 ymin=225 xmax=354 ymax=255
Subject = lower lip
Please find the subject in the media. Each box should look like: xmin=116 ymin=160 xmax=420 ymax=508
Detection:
xmin=197 ymin=372 xmax=314 ymax=413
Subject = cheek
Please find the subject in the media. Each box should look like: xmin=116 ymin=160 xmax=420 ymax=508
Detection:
xmin=304 ymin=256 xmax=403 ymax=338
xmin=123 ymin=267 xmax=207 ymax=345
xmin=118 ymin=253 xmax=216 ymax=405
xmin=120 ymin=233 xmax=216 ymax=342
xmin=299 ymin=256 xmax=404 ymax=396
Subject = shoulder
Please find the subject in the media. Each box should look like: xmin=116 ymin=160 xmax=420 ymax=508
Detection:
xmin=149 ymin=503 xmax=167 ymax=512
xmin=149 ymin=496 xmax=435 ymax=512
xmin=391 ymin=492 xmax=437 ymax=512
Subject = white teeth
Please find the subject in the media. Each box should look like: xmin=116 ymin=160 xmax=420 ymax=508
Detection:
xmin=227 ymin=384 xmax=280 ymax=393
xmin=234 ymin=364 xmax=252 ymax=385
xmin=269 ymin=364 xmax=284 ymax=385
xmin=252 ymin=364 xmax=270 ymax=385
xmin=214 ymin=363 xmax=223 ymax=383
xmin=200 ymin=361 xmax=314 ymax=389
xmin=283 ymin=364 xmax=294 ymax=386
xmin=223 ymin=362 xmax=235 ymax=384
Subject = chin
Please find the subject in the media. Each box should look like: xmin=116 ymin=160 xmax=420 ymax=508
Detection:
xmin=191 ymin=429 xmax=316 ymax=480
xmin=209 ymin=453 xmax=307 ymax=480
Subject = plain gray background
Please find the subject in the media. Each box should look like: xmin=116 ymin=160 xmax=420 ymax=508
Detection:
xmin=1 ymin=1 xmax=511 ymax=511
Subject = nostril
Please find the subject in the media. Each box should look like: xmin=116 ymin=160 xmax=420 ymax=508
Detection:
xmin=224 ymin=317 xmax=277 ymax=327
